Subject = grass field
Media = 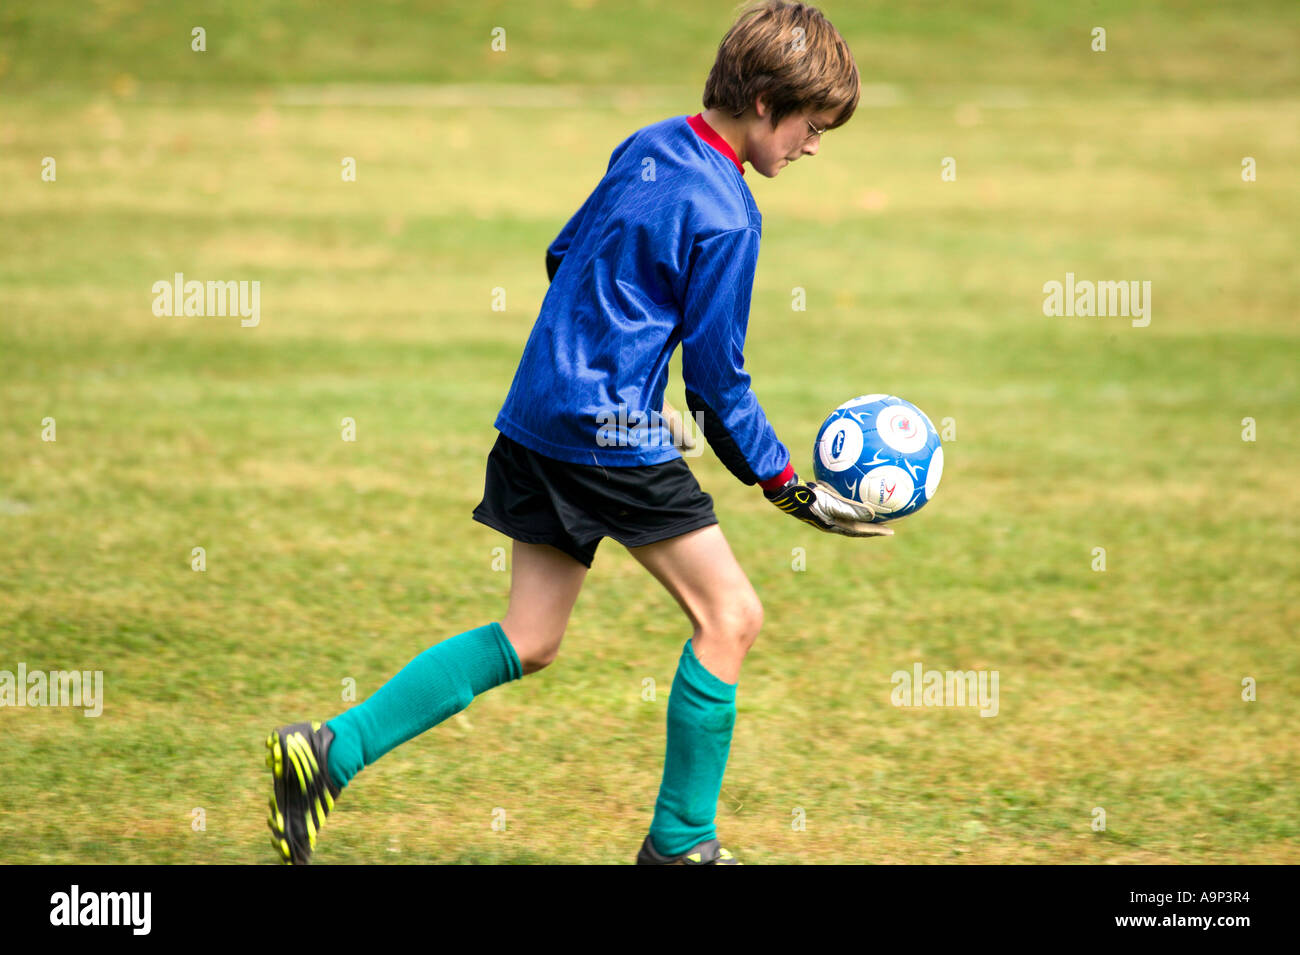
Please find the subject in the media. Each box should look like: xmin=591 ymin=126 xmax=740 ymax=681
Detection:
xmin=1 ymin=1 xmax=1297 ymax=864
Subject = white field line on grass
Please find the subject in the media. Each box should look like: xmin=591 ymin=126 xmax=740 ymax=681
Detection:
xmin=271 ymin=82 xmax=921 ymax=109
xmin=275 ymin=83 xmax=683 ymax=108
xmin=26 ymin=81 xmax=1037 ymax=109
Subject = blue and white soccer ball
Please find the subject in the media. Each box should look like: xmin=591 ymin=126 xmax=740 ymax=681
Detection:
xmin=812 ymin=394 xmax=944 ymax=522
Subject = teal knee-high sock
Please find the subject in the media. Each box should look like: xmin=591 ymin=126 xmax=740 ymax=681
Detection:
xmin=647 ymin=638 xmax=738 ymax=857
xmin=325 ymin=621 xmax=522 ymax=789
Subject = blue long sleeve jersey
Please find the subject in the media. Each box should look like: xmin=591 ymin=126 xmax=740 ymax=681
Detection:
xmin=492 ymin=113 xmax=794 ymax=488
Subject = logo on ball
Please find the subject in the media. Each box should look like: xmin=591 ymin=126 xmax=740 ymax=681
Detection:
xmin=817 ymin=420 xmax=862 ymax=473
xmin=877 ymin=407 xmax=928 ymax=454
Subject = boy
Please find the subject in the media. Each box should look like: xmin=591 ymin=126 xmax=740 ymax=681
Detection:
xmin=265 ymin=0 xmax=890 ymax=866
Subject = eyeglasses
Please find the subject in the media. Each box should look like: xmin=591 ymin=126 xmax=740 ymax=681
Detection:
xmin=805 ymin=118 xmax=826 ymax=143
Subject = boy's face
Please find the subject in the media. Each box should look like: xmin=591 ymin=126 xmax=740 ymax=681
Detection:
xmin=747 ymin=97 xmax=834 ymax=178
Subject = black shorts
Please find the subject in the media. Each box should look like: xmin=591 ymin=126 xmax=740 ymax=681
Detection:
xmin=471 ymin=432 xmax=718 ymax=568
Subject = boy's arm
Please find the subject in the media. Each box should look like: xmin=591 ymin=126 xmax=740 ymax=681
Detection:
xmin=679 ymin=226 xmax=891 ymax=537
xmin=679 ymin=226 xmax=792 ymax=486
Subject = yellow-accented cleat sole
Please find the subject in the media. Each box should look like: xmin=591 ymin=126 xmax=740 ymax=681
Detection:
xmin=264 ymin=721 xmax=338 ymax=865
xmin=265 ymin=732 xmax=284 ymax=779
xmin=265 ymin=733 xmax=295 ymax=864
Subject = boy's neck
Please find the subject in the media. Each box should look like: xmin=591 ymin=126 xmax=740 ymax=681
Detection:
xmin=699 ymin=108 xmax=749 ymax=166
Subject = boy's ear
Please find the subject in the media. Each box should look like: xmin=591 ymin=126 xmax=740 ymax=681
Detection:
xmin=753 ymin=94 xmax=780 ymax=128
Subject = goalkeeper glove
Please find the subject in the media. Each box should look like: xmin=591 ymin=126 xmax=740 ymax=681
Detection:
xmin=763 ymin=474 xmax=894 ymax=537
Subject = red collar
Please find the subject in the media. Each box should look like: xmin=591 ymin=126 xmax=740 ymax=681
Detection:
xmin=687 ymin=113 xmax=744 ymax=176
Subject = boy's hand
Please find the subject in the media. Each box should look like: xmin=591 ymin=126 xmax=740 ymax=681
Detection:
xmin=763 ymin=475 xmax=894 ymax=537
xmin=661 ymin=398 xmax=697 ymax=451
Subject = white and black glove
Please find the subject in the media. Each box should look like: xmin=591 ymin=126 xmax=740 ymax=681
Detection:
xmin=763 ymin=474 xmax=894 ymax=537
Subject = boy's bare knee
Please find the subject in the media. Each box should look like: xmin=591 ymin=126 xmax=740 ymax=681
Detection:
xmin=739 ymin=599 xmax=763 ymax=652
xmin=501 ymin=620 xmax=563 ymax=674
xmin=515 ymin=651 xmax=555 ymax=675
xmin=695 ymin=594 xmax=763 ymax=656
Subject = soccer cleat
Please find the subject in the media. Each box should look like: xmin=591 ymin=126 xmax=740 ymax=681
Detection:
xmin=635 ymin=835 xmax=742 ymax=865
xmin=265 ymin=720 xmax=341 ymax=865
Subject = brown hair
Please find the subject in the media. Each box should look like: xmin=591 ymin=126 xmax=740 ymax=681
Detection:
xmin=703 ymin=1 xmax=860 ymax=130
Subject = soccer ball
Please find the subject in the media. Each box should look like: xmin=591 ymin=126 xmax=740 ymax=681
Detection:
xmin=812 ymin=394 xmax=943 ymax=522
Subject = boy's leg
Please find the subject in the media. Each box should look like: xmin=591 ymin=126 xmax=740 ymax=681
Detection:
xmin=501 ymin=540 xmax=592 ymax=675
xmin=626 ymin=524 xmax=763 ymax=860
xmin=267 ymin=540 xmax=587 ymax=863
xmin=327 ymin=540 xmax=589 ymax=786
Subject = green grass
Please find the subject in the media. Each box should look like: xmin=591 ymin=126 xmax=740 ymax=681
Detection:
xmin=1 ymin=0 xmax=1297 ymax=863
